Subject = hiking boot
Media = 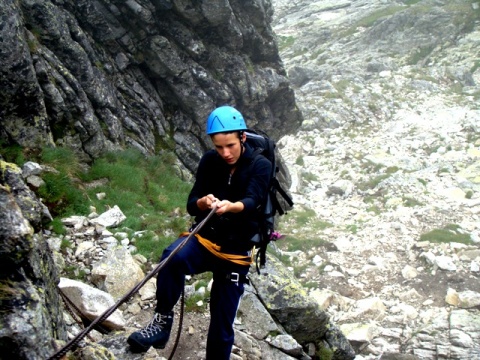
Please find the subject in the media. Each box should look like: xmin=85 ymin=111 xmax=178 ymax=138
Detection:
xmin=127 ymin=311 xmax=173 ymax=352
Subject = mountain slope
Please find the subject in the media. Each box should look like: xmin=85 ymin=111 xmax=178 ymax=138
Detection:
xmin=272 ymin=0 xmax=480 ymax=358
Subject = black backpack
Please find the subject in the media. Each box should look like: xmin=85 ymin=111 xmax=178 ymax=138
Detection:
xmin=245 ymin=130 xmax=294 ymax=273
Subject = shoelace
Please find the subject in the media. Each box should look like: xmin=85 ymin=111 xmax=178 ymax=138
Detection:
xmin=140 ymin=313 xmax=168 ymax=338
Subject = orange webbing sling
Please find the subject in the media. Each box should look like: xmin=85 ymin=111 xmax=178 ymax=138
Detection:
xmin=179 ymin=232 xmax=253 ymax=266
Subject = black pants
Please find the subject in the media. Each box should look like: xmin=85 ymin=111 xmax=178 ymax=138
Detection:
xmin=155 ymin=235 xmax=249 ymax=360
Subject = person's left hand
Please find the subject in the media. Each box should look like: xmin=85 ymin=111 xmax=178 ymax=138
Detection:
xmin=214 ymin=200 xmax=231 ymax=215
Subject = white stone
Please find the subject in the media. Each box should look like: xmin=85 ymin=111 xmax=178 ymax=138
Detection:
xmin=75 ymin=241 xmax=94 ymax=257
xmin=90 ymin=246 xmax=145 ymax=300
xmin=58 ymin=277 xmax=125 ymax=330
xmin=445 ymin=288 xmax=460 ymax=306
xmin=457 ymin=290 xmax=480 ymax=309
xmin=434 ymin=255 xmax=457 ymax=271
xmin=471 ymin=261 xmax=479 ymax=272
xmin=139 ymin=278 xmax=156 ymax=301
xmin=312 ymin=254 xmax=323 ymax=266
xmin=401 ymin=265 xmax=418 ymax=279
xmin=89 ymin=205 xmax=126 ymax=228
xmin=340 ymin=322 xmax=379 ymax=343
xmin=21 ymin=161 xmax=42 ymax=177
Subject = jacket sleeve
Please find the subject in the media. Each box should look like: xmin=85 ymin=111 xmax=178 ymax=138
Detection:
xmin=240 ymin=155 xmax=272 ymax=213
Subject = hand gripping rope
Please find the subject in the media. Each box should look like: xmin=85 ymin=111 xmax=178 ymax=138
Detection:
xmin=48 ymin=204 xmax=218 ymax=360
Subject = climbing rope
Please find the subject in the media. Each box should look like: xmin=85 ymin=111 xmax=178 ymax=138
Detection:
xmin=48 ymin=205 xmax=218 ymax=360
xmin=168 ymin=287 xmax=185 ymax=360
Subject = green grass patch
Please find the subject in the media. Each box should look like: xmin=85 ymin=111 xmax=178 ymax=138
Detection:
xmin=51 ymin=218 xmax=67 ymax=235
xmin=316 ymin=345 xmax=334 ymax=360
xmin=291 ymin=208 xmax=316 ymax=226
xmin=63 ymin=264 xmax=88 ymax=281
xmin=333 ymin=79 xmax=351 ymax=93
xmin=447 ymin=1 xmax=480 ymax=30
xmin=303 ymin=281 xmax=319 ymax=289
xmin=346 ymin=224 xmax=358 ymax=234
xmin=355 ymin=6 xmax=405 ymax=28
xmin=402 ymin=196 xmax=423 ymax=207
xmin=288 ymin=209 xmax=333 ymax=230
xmin=41 ymin=146 xmax=83 ymax=177
xmin=366 ymin=205 xmax=381 ymax=215
xmin=277 ymin=209 xmax=334 ymax=254
xmin=37 ymin=172 xmax=89 ymax=217
xmin=277 ymin=35 xmax=295 ymax=51
xmin=417 ymin=178 xmax=427 ymax=186
xmin=10 ymin=146 xmax=193 ymax=262
xmin=60 ymin=238 xmax=73 ymax=252
xmin=471 ymin=60 xmax=480 ymax=74
xmin=80 ymin=149 xmax=191 ymax=249
xmin=80 ymin=149 xmax=191 ymax=259
xmin=0 ymin=141 xmax=26 ymax=165
xmin=36 ymin=148 xmax=86 ymax=216
xmin=302 ymin=171 xmax=318 ymax=182
xmin=132 ymin=233 xmax=171 ymax=262
xmin=386 ymin=166 xmax=400 ymax=174
xmin=406 ymin=45 xmax=435 ymax=65
xmin=419 ymin=224 xmax=472 ymax=245
xmin=295 ymin=155 xmax=304 ymax=166
xmin=339 ymin=6 xmax=406 ymax=38
xmin=357 ymin=174 xmax=390 ymax=191
xmin=279 ymin=235 xmax=331 ymax=253
xmin=293 ymin=263 xmax=309 ymax=278
xmin=184 ymin=293 xmax=209 ymax=313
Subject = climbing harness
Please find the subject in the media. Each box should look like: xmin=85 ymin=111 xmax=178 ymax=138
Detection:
xmin=47 ymin=205 xmax=218 ymax=360
xmin=181 ymin=231 xmax=254 ymax=266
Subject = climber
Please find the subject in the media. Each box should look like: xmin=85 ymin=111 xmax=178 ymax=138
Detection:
xmin=127 ymin=106 xmax=272 ymax=359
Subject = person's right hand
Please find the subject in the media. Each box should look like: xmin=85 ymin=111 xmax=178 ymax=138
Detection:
xmin=198 ymin=194 xmax=218 ymax=210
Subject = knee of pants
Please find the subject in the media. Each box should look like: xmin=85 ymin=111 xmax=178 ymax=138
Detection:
xmin=160 ymin=237 xmax=205 ymax=274
xmin=160 ymin=237 xmax=189 ymax=262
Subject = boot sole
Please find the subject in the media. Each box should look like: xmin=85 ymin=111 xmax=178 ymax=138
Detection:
xmin=127 ymin=337 xmax=167 ymax=352
xmin=127 ymin=338 xmax=150 ymax=353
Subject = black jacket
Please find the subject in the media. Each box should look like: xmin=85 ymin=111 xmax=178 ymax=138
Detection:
xmin=187 ymin=143 xmax=271 ymax=253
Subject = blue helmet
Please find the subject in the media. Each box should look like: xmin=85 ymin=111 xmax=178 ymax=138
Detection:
xmin=206 ymin=106 xmax=247 ymax=135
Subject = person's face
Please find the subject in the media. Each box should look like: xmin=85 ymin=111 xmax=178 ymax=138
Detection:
xmin=211 ymin=132 xmax=246 ymax=165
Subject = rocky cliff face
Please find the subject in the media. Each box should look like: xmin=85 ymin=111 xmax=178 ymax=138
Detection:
xmin=0 ymin=0 xmax=302 ymax=172
xmin=0 ymin=159 xmax=66 ymax=359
